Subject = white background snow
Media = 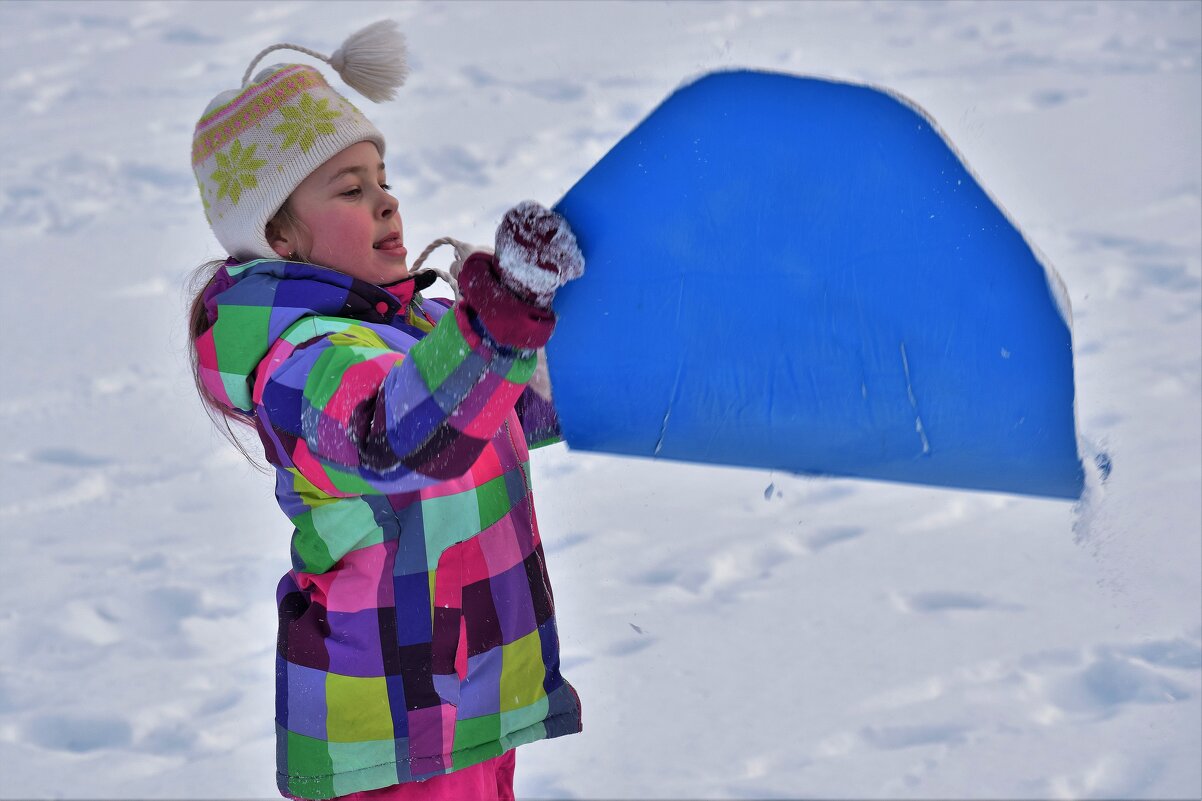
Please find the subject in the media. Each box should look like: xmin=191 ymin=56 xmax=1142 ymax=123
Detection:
xmin=1 ymin=1 xmax=1199 ymax=798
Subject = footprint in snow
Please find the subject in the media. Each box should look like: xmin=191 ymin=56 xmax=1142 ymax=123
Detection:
xmin=861 ymin=722 xmax=970 ymax=750
xmin=1112 ymin=637 xmax=1202 ymax=670
xmin=893 ymin=590 xmax=1022 ymax=614
xmin=558 ymin=653 xmax=593 ymax=673
xmin=27 ymin=447 xmax=113 ymax=468
xmin=423 ymin=145 xmax=490 ymax=187
xmin=1027 ymin=88 xmax=1088 ymax=109
xmin=607 ymin=636 xmax=655 ymax=658
xmin=543 ymin=530 xmax=592 ymax=554
xmin=632 ymin=536 xmax=802 ymax=601
xmin=136 ymin=719 xmax=198 ymax=755
xmin=1047 ymin=651 xmax=1192 ymax=716
xmin=160 ymin=26 xmax=221 ymax=45
xmin=57 ymin=587 xmax=204 ymax=652
xmin=25 ymin=713 xmax=132 ymax=753
xmin=806 ymin=525 xmax=865 ymax=552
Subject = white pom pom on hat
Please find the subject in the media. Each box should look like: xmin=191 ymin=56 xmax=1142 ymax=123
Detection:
xmin=328 ymin=20 xmax=410 ymax=101
xmin=241 ymin=20 xmax=409 ymax=102
xmin=193 ymin=21 xmax=408 ymax=260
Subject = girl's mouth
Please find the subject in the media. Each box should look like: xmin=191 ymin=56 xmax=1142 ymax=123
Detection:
xmin=373 ymin=233 xmax=407 ymax=256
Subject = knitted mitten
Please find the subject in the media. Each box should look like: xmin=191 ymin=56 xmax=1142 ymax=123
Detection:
xmin=493 ymin=201 xmax=585 ymax=307
xmin=457 ymin=202 xmax=584 ymax=350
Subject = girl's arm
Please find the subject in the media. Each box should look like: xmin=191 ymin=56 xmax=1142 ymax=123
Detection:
xmin=254 ymin=205 xmax=580 ymax=496
xmin=421 ymin=295 xmax=562 ymax=449
xmin=443 ymin=236 xmax=564 ymax=450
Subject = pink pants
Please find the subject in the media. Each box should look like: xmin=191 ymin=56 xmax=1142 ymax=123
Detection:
xmin=301 ymin=751 xmax=516 ymax=801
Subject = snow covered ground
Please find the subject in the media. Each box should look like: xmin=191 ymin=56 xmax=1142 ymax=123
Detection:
xmin=1 ymin=1 xmax=1199 ymax=798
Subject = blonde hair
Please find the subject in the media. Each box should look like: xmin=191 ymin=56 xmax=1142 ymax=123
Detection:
xmin=266 ymin=201 xmax=312 ymax=263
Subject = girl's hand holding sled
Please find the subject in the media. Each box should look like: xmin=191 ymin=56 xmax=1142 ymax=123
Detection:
xmin=458 ymin=201 xmax=585 ymax=350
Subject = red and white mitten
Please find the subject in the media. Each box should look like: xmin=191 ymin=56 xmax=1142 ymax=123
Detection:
xmin=493 ymin=201 xmax=585 ymax=307
xmin=457 ymin=202 xmax=584 ymax=351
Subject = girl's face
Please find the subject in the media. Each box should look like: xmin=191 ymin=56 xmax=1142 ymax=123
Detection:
xmin=268 ymin=141 xmax=409 ymax=284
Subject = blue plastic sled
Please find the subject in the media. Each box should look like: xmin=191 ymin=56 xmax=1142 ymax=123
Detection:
xmin=547 ymin=70 xmax=1084 ymax=500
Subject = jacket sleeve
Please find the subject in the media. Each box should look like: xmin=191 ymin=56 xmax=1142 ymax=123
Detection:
xmin=252 ymin=300 xmax=539 ymax=497
xmin=514 ymin=352 xmax=563 ymax=449
xmin=412 ymin=295 xmax=562 ymax=450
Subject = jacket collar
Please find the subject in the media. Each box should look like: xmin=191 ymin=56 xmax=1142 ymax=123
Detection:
xmin=380 ymin=270 xmax=438 ymax=319
xmin=209 ymin=258 xmax=437 ymax=326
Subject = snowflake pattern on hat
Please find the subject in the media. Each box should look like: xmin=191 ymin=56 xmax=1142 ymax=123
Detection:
xmin=211 ymin=140 xmax=267 ymax=206
xmin=274 ymin=93 xmax=342 ymax=153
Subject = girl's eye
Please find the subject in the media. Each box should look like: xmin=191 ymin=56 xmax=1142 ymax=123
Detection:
xmin=380 ymin=183 xmax=392 ymax=191
xmin=341 ymin=187 xmax=362 ymax=197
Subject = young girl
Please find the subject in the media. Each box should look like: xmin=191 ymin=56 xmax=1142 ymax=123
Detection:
xmin=188 ymin=22 xmax=584 ymax=800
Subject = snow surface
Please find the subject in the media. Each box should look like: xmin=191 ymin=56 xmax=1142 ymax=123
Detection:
xmin=1 ymin=1 xmax=1199 ymax=798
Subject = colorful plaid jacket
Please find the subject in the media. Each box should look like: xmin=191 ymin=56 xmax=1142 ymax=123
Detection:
xmin=195 ymin=258 xmax=581 ymax=799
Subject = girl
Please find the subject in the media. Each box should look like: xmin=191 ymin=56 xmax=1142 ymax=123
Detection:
xmin=188 ymin=21 xmax=584 ymax=800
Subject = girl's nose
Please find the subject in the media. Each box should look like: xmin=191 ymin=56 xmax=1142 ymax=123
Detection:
xmin=379 ymin=190 xmax=398 ymax=218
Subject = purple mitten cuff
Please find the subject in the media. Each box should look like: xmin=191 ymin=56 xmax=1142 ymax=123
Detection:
xmin=458 ymin=253 xmax=556 ymax=350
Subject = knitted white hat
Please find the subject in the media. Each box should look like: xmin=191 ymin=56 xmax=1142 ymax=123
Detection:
xmin=192 ymin=21 xmax=408 ymax=260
